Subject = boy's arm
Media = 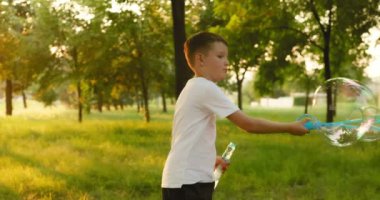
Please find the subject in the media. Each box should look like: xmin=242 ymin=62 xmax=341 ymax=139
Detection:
xmin=226 ymin=110 xmax=308 ymax=135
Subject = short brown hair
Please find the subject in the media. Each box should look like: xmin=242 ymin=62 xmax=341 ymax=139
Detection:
xmin=184 ymin=31 xmax=228 ymax=68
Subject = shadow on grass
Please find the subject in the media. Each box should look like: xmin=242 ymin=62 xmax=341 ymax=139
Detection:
xmin=0 ymin=127 xmax=165 ymax=200
xmin=0 ymin=184 xmax=21 ymax=200
xmin=0 ymin=146 xmax=133 ymax=199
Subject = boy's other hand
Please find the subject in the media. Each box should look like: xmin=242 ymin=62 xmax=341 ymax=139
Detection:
xmin=214 ymin=156 xmax=229 ymax=172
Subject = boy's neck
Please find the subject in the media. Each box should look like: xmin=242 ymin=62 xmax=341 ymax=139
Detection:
xmin=194 ymin=71 xmax=213 ymax=82
xmin=194 ymin=75 xmax=217 ymax=83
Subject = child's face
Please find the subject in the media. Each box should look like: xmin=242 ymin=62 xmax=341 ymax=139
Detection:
xmin=200 ymin=42 xmax=229 ymax=82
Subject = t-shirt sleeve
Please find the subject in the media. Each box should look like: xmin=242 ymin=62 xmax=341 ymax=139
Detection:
xmin=202 ymin=83 xmax=240 ymax=118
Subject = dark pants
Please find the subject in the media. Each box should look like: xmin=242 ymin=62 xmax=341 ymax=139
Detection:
xmin=162 ymin=182 xmax=215 ymax=200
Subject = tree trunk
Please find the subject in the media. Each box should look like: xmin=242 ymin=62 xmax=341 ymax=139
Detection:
xmin=119 ymin=99 xmax=124 ymax=110
xmin=86 ymin=83 xmax=92 ymax=114
xmin=161 ymin=90 xmax=167 ymax=113
xmin=333 ymin=85 xmax=338 ymax=117
xmin=310 ymin=0 xmax=333 ymax=122
xmin=113 ymin=100 xmax=119 ymax=110
xmin=5 ymin=79 xmax=12 ymax=116
xmin=72 ymin=46 xmax=83 ymax=122
xmin=304 ymin=78 xmax=310 ymax=114
xmin=97 ymin=92 xmax=103 ymax=113
xmin=171 ymin=0 xmax=192 ymax=98
xmin=324 ymin=32 xmax=333 ymax=122
xmin=140 ymin=99 xmax=144 ymax=110
xmin=136 ymin=98 xmax=141 ymax=113
xmin=77 ymin=81 xmax=83 ymax=123
xmin=142 ymin=88 xmax=150 ymax=122
xmin=22 ymin=90 xmax=27 ymax=109
xmin=139 ymin=69 xmax=150 ymax=122
xmin=237 ymin=79 xmax=243 ymax=110
xmin=94 ymin=85 xmax=103 ymax=112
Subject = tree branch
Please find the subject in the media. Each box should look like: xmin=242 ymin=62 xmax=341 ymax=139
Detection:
xmin=326 ymin=0 xmax=333 ymax=34
xmin=269 ymin=26 xmax=324 ymax=51
xmin=309 ymin=0 xmax=326 ymax=35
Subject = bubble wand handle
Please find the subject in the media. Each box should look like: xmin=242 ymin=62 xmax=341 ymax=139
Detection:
xmin=214 ymin=142 xmax=236 ymax=189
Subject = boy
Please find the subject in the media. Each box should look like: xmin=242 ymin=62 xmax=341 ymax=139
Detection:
xmin=162 ymin=32 xmax=308 ymax=200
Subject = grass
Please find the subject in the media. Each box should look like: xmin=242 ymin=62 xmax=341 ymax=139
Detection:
xmin=0 ymin=100 xmax=380 ymax=199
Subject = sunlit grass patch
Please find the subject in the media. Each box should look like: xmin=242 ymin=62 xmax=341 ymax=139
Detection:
xmin=0 ymin=157 xmax=66 ymax=197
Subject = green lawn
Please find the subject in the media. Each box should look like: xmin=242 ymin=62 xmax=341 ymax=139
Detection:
xmin=1 ymin=101 xmax=380 ymax=199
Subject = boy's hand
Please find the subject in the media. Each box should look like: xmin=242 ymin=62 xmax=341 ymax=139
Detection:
xmin=214 ymin=156 xmax=229 ymax=172
xmin=288 ymin=119 xmax=310 ymax=136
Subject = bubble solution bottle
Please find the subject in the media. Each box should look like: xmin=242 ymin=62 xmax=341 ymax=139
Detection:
xmin=213 ymin=142 xmax=236 ymax=189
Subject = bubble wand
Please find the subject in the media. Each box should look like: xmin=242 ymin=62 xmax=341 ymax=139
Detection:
xmin=299 ymin=114 xmax=380 ymax=146
xmin=300 ymin=114 xmax=380 ymax=131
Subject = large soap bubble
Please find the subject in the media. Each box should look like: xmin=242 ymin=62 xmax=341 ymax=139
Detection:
xmin=305 ymin=77 xmax=379 ymax=147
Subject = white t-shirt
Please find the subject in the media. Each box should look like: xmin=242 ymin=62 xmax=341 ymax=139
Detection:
xmin=161 ymin=77 xmax=239 ymax=188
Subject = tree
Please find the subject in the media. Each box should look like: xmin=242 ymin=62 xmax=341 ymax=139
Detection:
xmin=97 ymin=0 xmax=173 ymax=122
xmin=171 ymin=0 xmax=192 ymax=98
xmin=45 ymin=0 xmax=99 ymax=122
xmin=262 ymin=0 xmax=380 ymax=122
xmin=133 ymin=0 xmax=174 ymax=121
xmin=211 ymin=0 xmax=270 ymax=109
xmin=0 ymin=0 xmax=34 ymax=115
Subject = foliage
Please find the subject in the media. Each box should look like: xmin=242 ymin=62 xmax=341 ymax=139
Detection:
xmin=0 ymin=0 xmax=175 ymax=121
xmin=206 ymin=0 xmax=270 ymax=109
xmin=33 ymin=86 xmax=58 ymax=106
xmin=1 ymin=0 xmax=379 ymax=121
xmin=209 ymin=0 xmax=379 ymax=100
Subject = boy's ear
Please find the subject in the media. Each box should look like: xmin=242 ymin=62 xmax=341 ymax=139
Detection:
xmin=195 ymin=52 xmax=205 ymax=66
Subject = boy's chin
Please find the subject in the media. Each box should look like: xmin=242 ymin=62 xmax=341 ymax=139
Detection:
xmin=215 ymin=77 xmax=226 ymax=82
